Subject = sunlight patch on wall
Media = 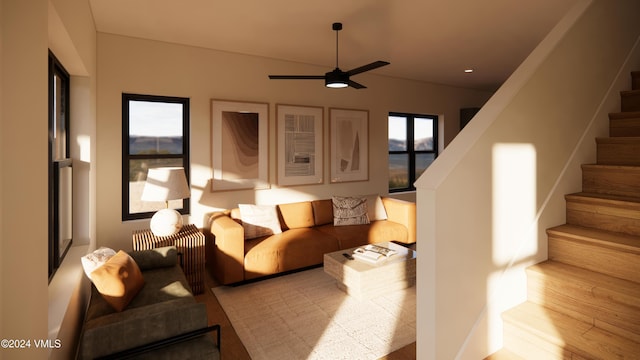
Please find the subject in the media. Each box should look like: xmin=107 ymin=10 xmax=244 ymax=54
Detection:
xmin=487 ymin=143 xmax=539 ymax=352
xmin=77 ymin=135 xmax=91 ymax=162
xmin=492 ymin=143 xmax=538 ymax=266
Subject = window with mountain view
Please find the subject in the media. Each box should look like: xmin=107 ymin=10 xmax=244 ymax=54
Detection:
xmin=122 ymin=93 xmax=190 ymax=220
xmin=388 ymin=112 xmax=438 ymax=192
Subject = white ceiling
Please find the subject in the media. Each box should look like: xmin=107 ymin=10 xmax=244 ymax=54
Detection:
xmin=88 ymin=0 xmax=582 ymax=91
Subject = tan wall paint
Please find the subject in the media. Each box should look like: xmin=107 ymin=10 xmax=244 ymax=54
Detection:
xmin=96 ymin=33 xmax=491 ymax=251
xmin=416 ymin=0 xmax=640 ymax=358
xmin=0 ymin=0 xmax=96 ymax=359
xmin=0 ymin=1 xmax=50 ymax=359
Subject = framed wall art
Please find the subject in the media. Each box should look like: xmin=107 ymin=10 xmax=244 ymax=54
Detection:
xmin=211 ymin=99 xmax=269 ymax=191
xmin=276 ymin=104 xmax=324 ymax=186
xmin=329 ymin=108 xmax=369 ymax=183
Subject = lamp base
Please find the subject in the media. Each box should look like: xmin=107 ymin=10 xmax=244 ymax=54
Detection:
xmin=149 ymin=208 xmax=184 ymax=237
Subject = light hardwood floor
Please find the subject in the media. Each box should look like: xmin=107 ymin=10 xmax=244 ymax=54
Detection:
xmin=195 ymin=266 xmax=416 ymax=359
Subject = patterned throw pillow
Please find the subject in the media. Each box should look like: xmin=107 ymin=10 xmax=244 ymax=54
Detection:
xmin=332 ymin=196 xmax=370 ymax=226
xmin=81 ymin=247 xmax=117 ymax=281
xmin=239 ymin=204 xmax=283 ymax=239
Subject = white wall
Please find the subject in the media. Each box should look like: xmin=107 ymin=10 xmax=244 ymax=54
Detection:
xmin=416 ymin=0 xmax=640 ymax=358
xmin=95 ymin=33 xmax=492 ymax=251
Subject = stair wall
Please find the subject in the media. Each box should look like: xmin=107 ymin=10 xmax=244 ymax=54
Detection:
xmin=498 ymin=71 xmax=640 ymax=359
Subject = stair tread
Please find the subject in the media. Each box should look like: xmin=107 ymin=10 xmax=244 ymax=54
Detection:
xmin=528 ymin=260 xmax=640 ymax=298
xmin=582 ymin=163 xmax=640 ymax=171
xmin=609 ymin=110 xmax=640 ymax=119
xmin=547 ymin=224 xmax=640 ymax=253
xmin=596 ymin=136 xmax=640 ymax=143
xmin=484 ymin=349 xmax=525 ymax=360
xmin=504 ymin=302 xmax=640 ymax=358
xmin=621 ymin=89 xmax=640 ymax=96
xmin=566 ymin=191 xmax=640 ymax=205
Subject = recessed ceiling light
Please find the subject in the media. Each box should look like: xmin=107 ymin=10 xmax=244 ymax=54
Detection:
xmin=464 ymin=69 xmax=474 ymax=73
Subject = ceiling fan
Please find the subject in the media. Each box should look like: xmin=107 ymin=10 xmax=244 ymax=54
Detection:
xmin=268 ymin=22 xmax=390 ymax=89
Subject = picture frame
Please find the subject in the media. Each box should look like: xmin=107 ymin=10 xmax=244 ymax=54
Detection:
xmin=210 ymin=99 xmax=269 ymax=191
xmin=329 ymin=108 xmax=369 ymax=183
xmin=276 ymin=104 xmax=324 ymax=186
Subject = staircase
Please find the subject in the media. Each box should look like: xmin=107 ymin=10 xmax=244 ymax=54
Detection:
xmin=489 ymin=71 xmax=640 ymax=359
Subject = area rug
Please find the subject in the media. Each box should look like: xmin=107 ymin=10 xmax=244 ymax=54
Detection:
xmin=212 ymin=268 xmax=416 ymax=360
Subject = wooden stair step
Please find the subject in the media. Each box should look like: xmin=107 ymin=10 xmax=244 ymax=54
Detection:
xmin=565 ymin=192 xmax=640 ymax=236
xmin=582 ymin=164 xmax=640 ymax=197
xmin=596 ymin=136 xmax=640 ymax=166
xmin=526 ymin=260 xmax=640 ymax=343
xmin=484 ymin=348 xmax=525 ymax=360
xmin=503 ymin=301 xmax=640 ymax=360
xmin=547 ymin=224 xmax=640 ymax=283
xmin=608 ymin=111 xmax=640 ymax=137
xmin=621 ymin=90 xmax=640 ymax=112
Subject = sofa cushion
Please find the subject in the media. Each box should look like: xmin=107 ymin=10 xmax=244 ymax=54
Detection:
xmin=316 ymin=220 xmax=409 ymax=249
xmin=311 ymin=199 xmax=334 ymax=226
xmin=86 ymin=264 xmax=194 ymax=321
xmin=81 ymin=298 xmax=206 ymax=359
xmin=90 ymin=250 xmax=145 ymax=312
xmin=243 ymin=228 xmax=339 ymax=280
xmin=239 ymin=204 xmax=282 ymax=239
xmin=278 ymin=201 xmax=315 ymax=229
xmin=332 ymin=196 xmax=370 ymax=226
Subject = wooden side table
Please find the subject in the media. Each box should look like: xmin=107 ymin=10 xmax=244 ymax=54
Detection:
xmin=132 ymin=224 xmax=205 ymax=294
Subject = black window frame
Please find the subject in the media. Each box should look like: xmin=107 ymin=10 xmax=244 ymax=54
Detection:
xmin=388 ymin=112 xmax=438 ymax=192
xmin=122 ymin=93 xmax=190 ymax=221
xmin=48 ymin=50 xmax=72 ymax=280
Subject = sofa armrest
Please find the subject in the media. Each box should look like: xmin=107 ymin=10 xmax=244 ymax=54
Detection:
xmin=209 ymin=211 xmax=245 ymax=284
xmin=381 ymin=197 xmax=416 ymax=244
xmin=80 ymin=299 xmax=207 ymax=359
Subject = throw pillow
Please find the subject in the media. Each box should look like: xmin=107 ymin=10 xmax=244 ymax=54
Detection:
xmin=332 ymin=196 xmax=370 ymax=226
xmin=90 ymin=250 xmax=145 ymax=312
xmin=363 ymin=194 xmax=388 ymax=221
xmin=81 ymin=247 xmax=117 ymax=281
xmin=239 ymin=204 xmax=283 ymax=239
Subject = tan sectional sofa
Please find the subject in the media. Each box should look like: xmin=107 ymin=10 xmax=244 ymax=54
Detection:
xmin=206 ymin=196 xmax=416 ymax=285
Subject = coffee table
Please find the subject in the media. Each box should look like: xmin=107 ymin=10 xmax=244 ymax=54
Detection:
xmin=323 ymin=241 xmax=416 ymax=300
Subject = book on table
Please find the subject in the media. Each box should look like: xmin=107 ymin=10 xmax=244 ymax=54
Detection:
xmin=352 ymin=244 xmax=397 ymax=264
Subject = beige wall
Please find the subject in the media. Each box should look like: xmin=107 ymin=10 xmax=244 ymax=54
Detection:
xmin=416 ymin=0 xmax=640 ymax=358
xmin=1 ymin=1 xmax=50 ymax=359
xmin=1 ymin=0 xmax=96 ymax=359
xmin=96 ymin=33 xmax=492 ymax=250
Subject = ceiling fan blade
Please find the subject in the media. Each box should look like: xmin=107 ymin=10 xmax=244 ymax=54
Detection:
xmin=346 ymin=61 xmax=390 ymax=76
xmin=348 ymin=80 xmax=366 ymax=89
xmin=268 ymin=75 xmax=325 ymax=80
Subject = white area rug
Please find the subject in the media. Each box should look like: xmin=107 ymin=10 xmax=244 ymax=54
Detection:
xmin=212 ymin=268 xmax=416 ymax=360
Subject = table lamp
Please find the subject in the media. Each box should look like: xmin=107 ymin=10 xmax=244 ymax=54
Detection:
xmin=141 ymin=167 xmax=190 ymax=237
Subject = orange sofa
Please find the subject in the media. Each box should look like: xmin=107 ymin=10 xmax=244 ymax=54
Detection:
xmin=206 ymin=196 xmax=416 ymax=285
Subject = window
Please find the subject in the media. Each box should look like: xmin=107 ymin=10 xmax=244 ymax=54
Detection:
xmin=388 ymin=112 xmax=438 ymax=192
xmin=122 ymin=93 xmax=190 ymax=220
xmin=49 ymin=50 xmax=72 ymax=280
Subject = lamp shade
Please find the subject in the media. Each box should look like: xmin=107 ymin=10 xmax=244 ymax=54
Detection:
xmin=141 ymin=167 xmax=190 ymax=202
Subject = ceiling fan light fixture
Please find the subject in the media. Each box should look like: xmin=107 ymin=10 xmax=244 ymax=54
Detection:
xmin=325 ymin=80 xmax=348 ymax=88
xmin=325 ymin=69 xmax=348 ymax=88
